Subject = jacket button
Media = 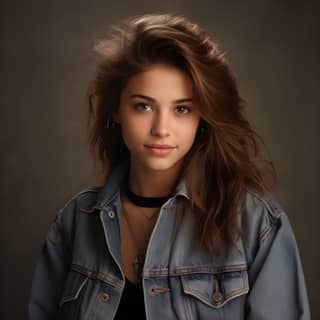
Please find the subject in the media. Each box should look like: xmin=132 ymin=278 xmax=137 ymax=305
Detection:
xmin=99 ymin=292 xmax=109 ymax=302
xmin=108 ymin=210 xmax=115 ymax=219
xmin=213 ymin=291 xmax=223 ymax=303
xmin=149 ymin=286 xmax=157 ymax=296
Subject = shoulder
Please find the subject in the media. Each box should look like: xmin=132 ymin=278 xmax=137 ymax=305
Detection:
xmin=240 ymin=190 xmax=283 ymax=239
xmin=59 ymin=186 xmax=103 ymax=215
xmin=239 ymin=190 xmax=289 ymax=265
xmin=47 ymin=186 xmax=103 ymax=245
xmin=58 ymin=185 xmax=105 ymax=223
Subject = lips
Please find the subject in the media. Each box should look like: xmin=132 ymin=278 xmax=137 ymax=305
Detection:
xmin=145 ymin=144 xmax=175 ymax=149
xmin=144 ymin=144 xmax=176 ymax=156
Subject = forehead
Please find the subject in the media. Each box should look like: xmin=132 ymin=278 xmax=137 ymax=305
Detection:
xmin=121 ymin=64 xmax=194 ymax=100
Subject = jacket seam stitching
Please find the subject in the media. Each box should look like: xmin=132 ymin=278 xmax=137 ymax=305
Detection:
xmin=70 ymin=263 xmax=123 ymax=288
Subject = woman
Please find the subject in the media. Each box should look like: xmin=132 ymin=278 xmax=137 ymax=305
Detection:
xmin=27 ymin=13 xmax=310 ymax=319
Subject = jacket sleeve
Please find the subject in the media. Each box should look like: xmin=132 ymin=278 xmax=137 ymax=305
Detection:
xmin=245 ymin=208 xmax=311 ymax=319
xmin=26 ymin=208 xmax=71 ymax=320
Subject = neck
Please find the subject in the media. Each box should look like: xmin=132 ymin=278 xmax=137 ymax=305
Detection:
xmin=127 ymin=159 xmax=183 ymax=197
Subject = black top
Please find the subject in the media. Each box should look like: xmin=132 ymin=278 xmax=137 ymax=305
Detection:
xmin=114 ymin=277 xmax=146 ymax=319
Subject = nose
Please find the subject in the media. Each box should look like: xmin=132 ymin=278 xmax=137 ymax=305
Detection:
xmin=150 ymin=112 xmax=170 ymax=137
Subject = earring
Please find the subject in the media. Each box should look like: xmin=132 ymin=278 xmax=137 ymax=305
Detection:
xmin=106 ymin=119 xmax=116 ymax=129
xmin=198 ymin=125 xmax=205 ymax=137
xmin=201 ymin=126 xmax=205 ymax=136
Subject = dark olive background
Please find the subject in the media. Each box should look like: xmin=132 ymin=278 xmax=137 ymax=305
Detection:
xmin=1 ymin=1 xmax=319 ymax=319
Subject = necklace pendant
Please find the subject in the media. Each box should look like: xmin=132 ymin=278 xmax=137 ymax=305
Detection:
xmin=133 ymin=254 xmax=145 ymax=281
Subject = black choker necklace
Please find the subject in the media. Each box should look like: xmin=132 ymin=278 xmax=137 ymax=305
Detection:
xmin=125 ymin=184 xmax=171 ymax=208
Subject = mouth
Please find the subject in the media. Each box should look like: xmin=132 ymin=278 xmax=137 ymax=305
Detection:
xmin=144 ymin=144 xmax=176 ymax=156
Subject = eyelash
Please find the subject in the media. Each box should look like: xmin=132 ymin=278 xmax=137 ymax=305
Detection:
xmin=133 ymin=103 xmax=191 ymax=114
xmin=134 ymin=103 xmax=152 ymax=111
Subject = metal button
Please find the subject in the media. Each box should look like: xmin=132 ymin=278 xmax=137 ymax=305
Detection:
xmin=108 ymin=210 xmax=115 ymax=219
xmin=99 ymin=292 xmax=109 ymax=302
xmin=149 ymin=286 xmax=157 ymax=296
xmin=213 ymin=291 xmax=223 ymax=303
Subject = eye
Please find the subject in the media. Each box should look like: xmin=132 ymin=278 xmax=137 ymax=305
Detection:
xmin=133 ymin=103 xmax=152 ymax=111
xmin=175 ymin=106 xmax=191 ymax=114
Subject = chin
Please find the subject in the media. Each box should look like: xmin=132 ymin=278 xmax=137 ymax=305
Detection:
xmin=142 ymin=158 xmax=182 ymax=172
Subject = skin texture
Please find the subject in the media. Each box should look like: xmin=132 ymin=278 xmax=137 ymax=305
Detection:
xmin=116 ymin=63 xmax=201 ymax=198
xmin=115 ymin=64 xmax=201 ymax=283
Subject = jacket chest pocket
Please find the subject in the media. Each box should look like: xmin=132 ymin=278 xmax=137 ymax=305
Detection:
xmin=181 ymin=270 xmax=249 ymax=318
xmin=57 ymin=270 xmax=90 ymax=319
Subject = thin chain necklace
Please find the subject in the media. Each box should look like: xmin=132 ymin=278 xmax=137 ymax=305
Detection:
xmin=126 ymin=200 xmax=159 ymax=220
xmin=121 ymin=192 xmax=159 ymax=282
xmin=122 ymin=211 xmax=145 ymax=282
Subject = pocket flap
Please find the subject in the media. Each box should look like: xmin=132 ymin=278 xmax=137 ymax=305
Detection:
xmin=59 ymin=271 xmax=89 ymax=307
xmin=181 ymin=270 xmax=249 ymax=309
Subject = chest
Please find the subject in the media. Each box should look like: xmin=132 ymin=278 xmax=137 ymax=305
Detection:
xmin=59 ymin=205 xmax=249 ymax=320
xmin=120 ymin=206 xmax=159 ymax=284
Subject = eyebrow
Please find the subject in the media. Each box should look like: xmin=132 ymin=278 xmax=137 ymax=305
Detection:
xmin=129 ymin=94 xmax=192 ymax=104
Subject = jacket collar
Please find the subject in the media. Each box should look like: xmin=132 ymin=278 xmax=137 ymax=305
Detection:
xmin=94 ymin=159 xmax=189 ymax=210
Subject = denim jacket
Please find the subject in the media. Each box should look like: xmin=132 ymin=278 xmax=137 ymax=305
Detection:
xmin=27 ymin=161 xmax=310 ymax=319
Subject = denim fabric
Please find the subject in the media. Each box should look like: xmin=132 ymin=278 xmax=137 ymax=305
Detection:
xmin=27 ymin=161 xmax=310 ymax=319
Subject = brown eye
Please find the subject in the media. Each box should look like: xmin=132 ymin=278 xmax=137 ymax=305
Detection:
xmin=176 ymin=106 xmax=191 ymax=114
xmin=134 ymin=103 xmax=152 ymax=111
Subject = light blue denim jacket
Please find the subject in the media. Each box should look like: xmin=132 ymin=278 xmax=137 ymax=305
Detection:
xmin=27 ymin=161 xmax=310 ymax=319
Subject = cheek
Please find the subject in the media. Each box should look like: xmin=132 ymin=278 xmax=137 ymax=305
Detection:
xmin=177 ymin=122 xmax=199 ymax=147
xmin=120 ymin=119 xmax=147 ymax=146
xmin=186 ymin=118 xmax=200 ymax=138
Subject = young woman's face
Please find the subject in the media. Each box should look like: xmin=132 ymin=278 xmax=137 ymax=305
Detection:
xmin=116 ymin=64 xmax=201 ymax=173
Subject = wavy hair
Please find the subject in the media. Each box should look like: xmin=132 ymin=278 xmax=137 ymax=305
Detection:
xmin=87 ymin=13 xmax=276 ymax=255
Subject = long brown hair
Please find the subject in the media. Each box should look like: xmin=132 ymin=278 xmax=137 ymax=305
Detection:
xmin=86 ymin=13 xmax=276 ymax=255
